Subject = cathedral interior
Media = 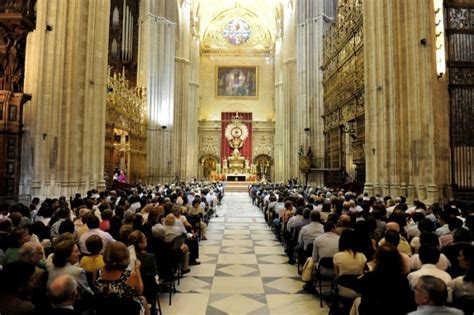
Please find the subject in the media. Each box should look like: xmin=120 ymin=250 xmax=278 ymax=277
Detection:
xmin=0 ymin=0 xmax=472 ymax=203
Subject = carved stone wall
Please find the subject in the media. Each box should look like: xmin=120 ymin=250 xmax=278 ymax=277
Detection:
xmin=322 ymin=0 xmax=364 ymax=185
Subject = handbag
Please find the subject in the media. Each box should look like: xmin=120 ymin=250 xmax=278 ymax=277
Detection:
xmin=301 ymin=257 xmax=315 ymax=281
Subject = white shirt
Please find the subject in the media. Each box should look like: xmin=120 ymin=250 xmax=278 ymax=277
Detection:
xmin=78 ymin=228 xmax=114 ymax=254
xmin=410 ymin=253 xmax=451 ymax=271
xmin=407 ymin=264 xmax=453 ymax=302
xmin=436 ymin=224 xmax=450 ymax=237
xmin=298 ymin=222 xmax=324 ymax=250
xmin=312 ymin=232 xmax=340 ymax=263
xmin=408 ymin=305 xmax=463 ymax=315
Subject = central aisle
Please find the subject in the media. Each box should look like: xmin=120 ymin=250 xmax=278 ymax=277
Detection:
xmin=160 ymin=192 xmax=329 ymax=314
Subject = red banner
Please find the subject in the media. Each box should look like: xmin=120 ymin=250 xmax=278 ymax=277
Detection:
xmin=221 ymin=112 xmax=252 ymax=165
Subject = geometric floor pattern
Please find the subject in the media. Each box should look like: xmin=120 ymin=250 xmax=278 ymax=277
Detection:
xmin=159 ymin=192 xmax=329 ymax=314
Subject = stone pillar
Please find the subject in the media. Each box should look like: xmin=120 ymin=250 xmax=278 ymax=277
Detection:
xmin=274 ymin=30 xmax=286 ymax=181
xmin=363 ymin=0 xmax=450 ymax=203
xmin=21 ymin=0 xmax=110 ymax=198
xmin=172 ymin=1 xmax=192 ymax=182
xmin=296 ymin=0 xmax=336 ymax=186
xmin=274 ymin=2 xmax=297 ymax=182
xmin=186 ymin=10 xmax=201 ymax=180
xmin=138 ymin=0 xmax=177 ymax=184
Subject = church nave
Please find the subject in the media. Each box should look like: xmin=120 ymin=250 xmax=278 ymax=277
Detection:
xmin=159 ymin=192 xmax=328 ymax=314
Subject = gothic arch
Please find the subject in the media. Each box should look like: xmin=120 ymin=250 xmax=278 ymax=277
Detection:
xmin=253 ymin=154 xmax=273 ymax=181
xmin=199 ymin=154 xmax=219 ymax=180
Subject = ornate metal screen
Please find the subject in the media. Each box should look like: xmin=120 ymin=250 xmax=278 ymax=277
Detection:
xmin=446 ymin=1 xmax=474 ymax=191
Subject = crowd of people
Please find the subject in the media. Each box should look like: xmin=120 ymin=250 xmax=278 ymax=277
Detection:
xmin=0 ymin=182 xmax=224 ymax=315
xmin=0 ymin=178 xmax=472 ymax=315
xmin=251 ymin=182 xmax=474 ymax=315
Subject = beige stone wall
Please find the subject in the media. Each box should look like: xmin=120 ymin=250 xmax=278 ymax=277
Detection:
xmin=199 ymin=56 xmax=275 ymax=122
xmin=21 ymin=0 xmax=110 ymax=198
xmin=363 ymin=0 xmax=451 ymax=203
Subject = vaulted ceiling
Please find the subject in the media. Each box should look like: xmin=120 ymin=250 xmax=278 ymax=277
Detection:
xmin=194 ymin=0 xmax=288 ymax=42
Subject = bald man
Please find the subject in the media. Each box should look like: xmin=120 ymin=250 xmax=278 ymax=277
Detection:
xmin=335 ymin=214 xmax=352 ymax=235
xmin=379 ymin=221 xmax=413 ymax=256
xmin=48 ymin=274 xmax=78 ymax=314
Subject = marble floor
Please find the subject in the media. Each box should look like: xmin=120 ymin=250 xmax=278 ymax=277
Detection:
xmin=159 ymin=192 xmax=329 ymax=314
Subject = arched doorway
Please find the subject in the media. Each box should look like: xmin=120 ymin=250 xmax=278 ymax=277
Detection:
xmin=112 ymin=128 xmax=130 ymax=179
xmin=200 ymin=155 xmax=218 ymax=180
xmin=254 ymin=154 xmax=272 ymax=181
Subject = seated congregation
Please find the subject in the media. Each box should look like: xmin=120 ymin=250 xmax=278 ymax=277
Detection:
xmin=0 ymin=182 xmax=223 ymax=315
xmin=0 ymin=179 xmax=472 ymax=315
xmin=252 ymin=183 xmax=474 ymax=315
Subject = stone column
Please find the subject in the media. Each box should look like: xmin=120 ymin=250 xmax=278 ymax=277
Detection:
xmin=296 ymin=0 xmax=336 ymax=185
xmin=275 ymin=2 xmax=297 ymax=182
xmin=274 ymin=36 xmax=286 ymax=182
xmin=21 ymin=0 xmax=110 ymax=198
xmin=138 ymin=0 xmax=177 ymax=184
xmin=363 ymin=0 xmax=450 ymax=203
xmin=186 ymin=11 xmax=201 ymax=180
xmin=172 ymin=1 xmax=192 ymax=181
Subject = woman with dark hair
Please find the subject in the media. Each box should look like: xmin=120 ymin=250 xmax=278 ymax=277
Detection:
xmin=354 ymin=220 xmax=376 ymax=262
xmin=142 ymin=207 xmax=162 ymax=239
xmin=128 ymin=231 xmax=157 ymax=280
xmin=47 ymin=237 xmax=93 ymax=300
xmin=109 ymin=215 xmax=124 ymax=241
xmin=95 ymin=241 xmax=148 ymax=315
xmin=355 ymin=243 xmax=414 ymax=315
xmin=453 ymin=244 xmax=474 ymax=309
xmin=334 ymin=229 xmax=367 ymax=299
xmin=128 ymin=231 xmax=158 ymax=312
xmin=35 ymin=204 xmax=53 ymax=227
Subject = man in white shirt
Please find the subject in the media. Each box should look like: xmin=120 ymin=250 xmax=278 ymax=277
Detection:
xmin=78 ymin=214 xmax=114 ymax=254
xmin=408 ymin=245 xmax=453 ymax=302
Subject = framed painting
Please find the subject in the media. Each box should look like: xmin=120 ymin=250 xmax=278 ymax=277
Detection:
xmin=216 ymin=66 xmax=258 ymax=98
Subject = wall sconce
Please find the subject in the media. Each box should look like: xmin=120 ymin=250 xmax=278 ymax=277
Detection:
xmin=42 ymin=133 xmax=47 ymax=140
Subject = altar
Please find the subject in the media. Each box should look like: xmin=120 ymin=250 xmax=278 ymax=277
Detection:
xmin=226 ymin=174 xmax=247 ymax=181
xmin=216 ymin=112 xmax=258 ymax=182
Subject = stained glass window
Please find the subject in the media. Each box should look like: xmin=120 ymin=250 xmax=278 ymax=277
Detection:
xmin=223 ymin=19 xmax=251 ymax=45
